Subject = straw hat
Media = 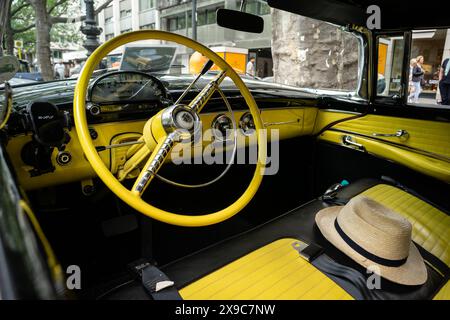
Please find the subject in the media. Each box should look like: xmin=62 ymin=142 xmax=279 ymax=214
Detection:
xmin=315 ymin=196 xmax=427 ymax=286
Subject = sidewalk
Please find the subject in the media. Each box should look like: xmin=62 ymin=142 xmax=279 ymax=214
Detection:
xmin=410 ymin=97 xmax=450 ymax=109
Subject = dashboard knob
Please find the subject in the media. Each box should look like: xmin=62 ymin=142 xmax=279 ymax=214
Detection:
xmin=87 ymin=104 xmax=101 ymax=116
xmin=89 ymin=128 xmax=98 ymax=140
xmin=56 ymin=151 xmax=72 ymax=166
xmin=239 ymin=112 xmax=256 ymax=135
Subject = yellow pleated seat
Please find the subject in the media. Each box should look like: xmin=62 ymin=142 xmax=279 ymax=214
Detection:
xmin=434 ymin=281 xmax=450 ymax=300
xmin=180 ymin=238 xmax=352 ymax=300
xmin=361 ymin=184 xmax=450 ymax=267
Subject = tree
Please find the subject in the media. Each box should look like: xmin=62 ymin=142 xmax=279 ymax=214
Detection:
xmin=0 ymin=0 xmax=11 ymax=56
xmin=0 ymin=0 xmax=12 ymax=56
xmin=271 ymin=9 xmax=359 ymax=91
xmin=27 ymin=0 xmax=113 ymax=80
xmin=8 ymin=1 xmax=36 ymax=55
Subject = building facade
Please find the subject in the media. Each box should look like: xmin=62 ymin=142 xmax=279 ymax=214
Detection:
xmin=97 ymin=0 xmax=273 ymax=77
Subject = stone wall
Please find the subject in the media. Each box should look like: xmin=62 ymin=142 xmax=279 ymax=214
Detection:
xmin=272 ymin=9 xmax=359 ymax=91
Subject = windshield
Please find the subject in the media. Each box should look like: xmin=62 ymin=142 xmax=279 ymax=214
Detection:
xmin=0 ymin=0 xmax=363 ymax=96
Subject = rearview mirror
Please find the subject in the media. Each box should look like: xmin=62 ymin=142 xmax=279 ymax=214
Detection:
xmin=216 ymin=9 xmax=264 ymax=34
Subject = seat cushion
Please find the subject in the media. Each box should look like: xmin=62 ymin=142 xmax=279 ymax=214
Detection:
xmin=361 ymin=184 xmax=450 ymax=266
xmin=434 ymin=281 xmax=450 ymax=300
xmin=180 ymin=238 xmax=352 ymax=300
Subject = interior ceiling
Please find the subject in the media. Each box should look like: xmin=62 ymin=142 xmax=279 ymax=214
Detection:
xmin=267 ymin=0 xmax=450 ymax=31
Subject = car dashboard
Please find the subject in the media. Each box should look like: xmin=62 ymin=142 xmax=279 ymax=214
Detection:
xmin=3 ymin=71 xmax=320 ymax=190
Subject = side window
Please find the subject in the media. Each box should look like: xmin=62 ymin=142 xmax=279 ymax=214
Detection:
xmin=408 ymin=29 xmax=450 ymax=108
xmin=376 ymin=35 xmax=405 ymax=98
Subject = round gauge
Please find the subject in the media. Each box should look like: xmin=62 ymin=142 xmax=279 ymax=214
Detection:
xmin=212 ymin=114 xmax=233 ymax=141
xmin=239 ymin=112 xmax=256 ymax=136
xmin=88 ymin=71 xmax=170 ymax=105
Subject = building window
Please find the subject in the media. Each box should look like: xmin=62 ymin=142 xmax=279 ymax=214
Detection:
xmin=197 ymin=11 xmax=206 ymax=26
xmin=120 ymin=0 xmax=131 ymax=18
xmin=197 ymin=6 xmax=223 ymax=26
xmin=167 ymin=14 xmax=187 ymax=31
xmin=105 ymin=33 xmax=115 ymax=40
xmin=120 ymin=9 xmax=131 ymax=18
xmin=121 ymin=28 xmax=132 ymax=34
xmin=104 ymin=5 xmax=113 ymax=22
xmin=187 ymin=12 xmax=192 ymax=28
xmin=139 ymin=0 xmax=154 ymax=11
xmin=206 ymin=9 xmax=216 ymax=24
xmin=166 ymin=6 xmax=223 ymax=31
xmin=168 ymin=17 xmax=177 ymax=31
xmin=246 ymin=0 xmax=270 ymax=16
xmin=140 ymin=23 xmax=155 ymax=30
xmin=177 ymin=15 xmax=186 ymax=30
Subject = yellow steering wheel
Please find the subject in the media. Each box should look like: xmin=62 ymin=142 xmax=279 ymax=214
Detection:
xmin=74 ymin=30 xmax=266 ymax=227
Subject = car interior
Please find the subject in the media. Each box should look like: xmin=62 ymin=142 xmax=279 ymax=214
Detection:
xmin=0 ymin=0 xmax=449 ymax=300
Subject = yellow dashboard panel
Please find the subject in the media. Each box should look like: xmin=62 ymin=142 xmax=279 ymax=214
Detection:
xmin=6 ymin=107 xmax=314 ymax=190
xmin=6 ymin=120 xmax=147 ymax=190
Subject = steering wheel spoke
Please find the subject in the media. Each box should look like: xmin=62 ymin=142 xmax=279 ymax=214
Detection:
xmin=188 ymin=70 xmax=227 ymax=113
xmin=131 ymin=132 xmax=177 ymax=196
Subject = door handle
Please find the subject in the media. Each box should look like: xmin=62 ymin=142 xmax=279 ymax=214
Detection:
xmin=372 ymin=129 xmax=409 ymax=140
xmin=342 ymin=135 xmax=365 ymax=152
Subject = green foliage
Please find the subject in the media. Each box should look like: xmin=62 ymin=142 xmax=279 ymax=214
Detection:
xmin=10 ymin=0 xmax=35 ymax=50
xmin=10 ymin=0 xmax=84 ymax=53
xmin=51 ymin=23 xmax=83 ymax=45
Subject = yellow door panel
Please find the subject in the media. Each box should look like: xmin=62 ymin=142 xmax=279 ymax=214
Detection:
xmin=312 ymin=110 xmax=361 ymax=135
xmin=319 ymin=130 xmax=450 ymax=183
xmin=332 ymin=115 xmax=450 ymax=159
xmin=179 ymin=238 xmax=352 ymax=300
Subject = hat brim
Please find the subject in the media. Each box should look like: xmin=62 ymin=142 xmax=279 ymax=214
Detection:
xmin=315 ymin=206 xmax=428 ymax=286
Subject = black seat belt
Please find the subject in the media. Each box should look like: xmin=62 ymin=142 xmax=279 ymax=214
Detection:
xmin=141 ymin=265 xmax=182 ymax=300
xmin=292 ymin=240 xmax=448 ymax=300
xmin=416 ymin=245 xmax=450 ymax=280
xmin=129 ymin=260 xmax=182 ymax=300
xmin=312 ymin=254 xmax=380 ymax=300
xmin=292 ymin=241 xmax=374 ymax=299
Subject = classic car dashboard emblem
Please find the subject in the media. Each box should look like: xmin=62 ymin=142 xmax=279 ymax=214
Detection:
xmin=175 ymin=110 xmax=195 ymax=131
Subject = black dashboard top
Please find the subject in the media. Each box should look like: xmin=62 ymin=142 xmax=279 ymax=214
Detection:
xmin=3 ymin=71 xmax=324 ymax=135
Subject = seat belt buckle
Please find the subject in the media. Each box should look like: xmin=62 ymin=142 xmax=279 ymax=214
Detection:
xmin=292 ymin=241 xmax=323 ymax=262
xmin=127 ymin=259 xmax=182 ymax=300
xmin=128 ymin=260 xmax=175 ymax=292
xmin=128 ymin=259 xmax=152 ymax=278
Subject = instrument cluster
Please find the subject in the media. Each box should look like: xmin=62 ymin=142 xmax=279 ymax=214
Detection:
xmin=87 ymin=70 xmax=172 ymax=118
